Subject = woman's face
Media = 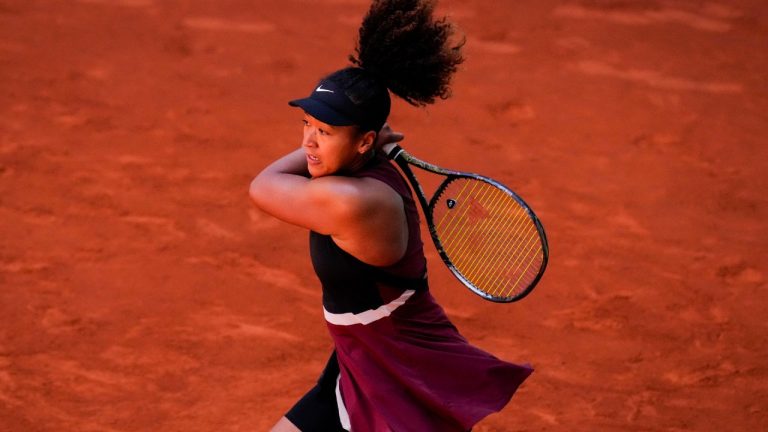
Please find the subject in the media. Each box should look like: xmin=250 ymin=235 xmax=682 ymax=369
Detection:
xmin=301 ymin=113 xmax=372 ymax=178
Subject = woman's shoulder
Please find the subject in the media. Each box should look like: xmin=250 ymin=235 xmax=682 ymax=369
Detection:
xmin=323 ymin=174 xmax=408 ymax=267
xmin=306 ymin=175 xmax=402 ymax=232
xmin=352 ymin=154 xmax=411 ymax=197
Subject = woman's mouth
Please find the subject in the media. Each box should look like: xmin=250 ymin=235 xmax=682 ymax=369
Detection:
xmin=306 ymin=153 xmax=320 ymax=164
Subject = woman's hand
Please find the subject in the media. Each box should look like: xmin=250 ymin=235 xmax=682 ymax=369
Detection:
xmin=374 ymin=123 xmax=404 ymax=156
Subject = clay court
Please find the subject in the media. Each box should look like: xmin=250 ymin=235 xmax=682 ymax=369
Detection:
xmin=1 ymin=0 xmax=766 ymax=430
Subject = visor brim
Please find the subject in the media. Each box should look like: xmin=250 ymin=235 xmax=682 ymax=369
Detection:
xmin=288 ymin=98 xmax=357 ymax=126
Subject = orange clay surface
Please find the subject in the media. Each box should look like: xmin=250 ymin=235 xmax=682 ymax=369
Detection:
xmin=1 ymin=1 xmax=766 ymax=431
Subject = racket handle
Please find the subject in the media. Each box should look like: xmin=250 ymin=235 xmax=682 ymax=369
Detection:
xmin=384 ymin=144 xmax=405 ymax=160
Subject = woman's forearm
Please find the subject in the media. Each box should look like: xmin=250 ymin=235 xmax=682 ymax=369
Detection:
xmin=249 ymin=148 xmax=309 ymax=211
xmin=260 ymin=148 xmax=309 ymax=177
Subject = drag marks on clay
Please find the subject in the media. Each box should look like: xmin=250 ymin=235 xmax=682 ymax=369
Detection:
xmin=195 ymin=217 xmax=238 ymax=240
xmin=716 ymin=258 xmax=765 ymax=286
xmin=529 ymin=408 xmax=560 ymax=425
xmin=553 ymin=2 xmax=740 ymax=33
xmin=103 ymin=315 xmax=307 ymax=412
xmin=55 ymin=154 xmax=244 ymax=246
xmin=6 ymin=351 xmax=186 ymax=431
xmin=101 ymin=345 xmax=200 ymax=394
xmin=574 ymin=60 xmax=743 ymax=94
xmin=182 ymin=17 xmax=276 ymax=34
xmin=186 ymin=252 xmax=315 ymax=297
xmin=114 ymin=213 xmax=189 ymax=249
xmin=100 ymin=344 xmax=200 ymax=381
xmin=663 ymin=361 xmax=738 ymax=386
xmin=713 ymin=187 xmax=764 ymax=219
xmin=663 ymin=302 xmax=733 ymax=335
xmin=542 ymin=291 xmax=636 ymax=332
xmin=188 ymin=306 xmax=301 ymax=342
xmin=0 ymin=258 xmax=51 ymax=274
xmin=631 ymin=132 xmax=687 ymax=155
xmin=485 ymin=100 xmax=537 ymax=125
xmin=120 ymin=215 xmax=187 ymax=240
xmin=2 ymin=355 xmax=136 ymax=430
xmin=557 ymin=187 xmax=651 ymax=242
xmin=625 ymin=390 xmax=660 ymax=422
xmin=554 ymin=2 xmax=746 ymax=95
xmin=606 ymin=207 xmax=649 ymax=236
xmin=0 ymin=388 xmax=123 ymax=432
xmin=40 ymin=307 xmax=88 ymax=334
xmin=40 ymin=358 xmax=137 ymax=396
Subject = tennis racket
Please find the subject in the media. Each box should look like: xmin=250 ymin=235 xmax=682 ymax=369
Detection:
xmin=386 ymin=144 xmax=548 ymax=302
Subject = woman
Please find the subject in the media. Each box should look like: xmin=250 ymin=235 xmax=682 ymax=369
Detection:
xmin=250 ymin=1 xmax=533 ymax=430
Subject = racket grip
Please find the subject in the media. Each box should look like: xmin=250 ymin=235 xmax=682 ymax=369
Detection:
xmin=384 ymin=144 xmax=404 ymax=160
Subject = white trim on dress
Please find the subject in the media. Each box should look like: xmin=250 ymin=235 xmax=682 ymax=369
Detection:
xmin=335 ymin=374 xmax=351 ymax=431
xmin=323 ymin=289 xmax=416 ymax=326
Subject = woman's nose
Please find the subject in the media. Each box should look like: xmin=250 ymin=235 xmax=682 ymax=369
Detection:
xmin=302 ymin=128 xmax=317 ymax=148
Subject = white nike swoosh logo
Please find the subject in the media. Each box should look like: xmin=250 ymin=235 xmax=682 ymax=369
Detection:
xmin=315 ymin=85 xmax=334 ymax=93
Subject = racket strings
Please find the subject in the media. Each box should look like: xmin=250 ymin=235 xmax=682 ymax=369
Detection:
xmin=469 ymin=205 xmax=534 ymax=295
xmin=436 ymin=181 xmax=495 ymax=253
xmin=445 ymin=187 xmax=522 ymax=281
xmin=432 ymin=179 xmax=544 ymax=300
xmin=465 ymin=200 xmax=538 ymax=297
xmin=434 ymin=180 xmax=486 ymax=244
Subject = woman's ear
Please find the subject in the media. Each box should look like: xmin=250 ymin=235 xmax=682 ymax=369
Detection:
xmin=358 ymin=130 xmax=377 ymax=154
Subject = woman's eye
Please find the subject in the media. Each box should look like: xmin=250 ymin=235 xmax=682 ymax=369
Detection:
xmin=301 ymin=119 xmax=309 ymax=126
xmin=318 ymin=129 xmax=328 ymax=136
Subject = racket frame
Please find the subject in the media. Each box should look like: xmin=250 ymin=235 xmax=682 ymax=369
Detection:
xmin=386 ymin=144 xmax=549 ymax=302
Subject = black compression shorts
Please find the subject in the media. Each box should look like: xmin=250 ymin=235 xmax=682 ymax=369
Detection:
xmin=285 ymin=351 xmax=346 ymax=432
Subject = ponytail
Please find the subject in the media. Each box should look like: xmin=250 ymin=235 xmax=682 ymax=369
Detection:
xmin=289 ymin=0 xmax=464 ymax=133
xmin=350 ymin=0 xmax=465 ymax=106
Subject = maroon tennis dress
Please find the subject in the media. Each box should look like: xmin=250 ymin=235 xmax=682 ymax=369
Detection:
xmin=290 ymin=153 xmax=533 ymax=431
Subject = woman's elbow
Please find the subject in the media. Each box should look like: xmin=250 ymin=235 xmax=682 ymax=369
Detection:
xmin=249 ymin=174 xmax=268 ymax=208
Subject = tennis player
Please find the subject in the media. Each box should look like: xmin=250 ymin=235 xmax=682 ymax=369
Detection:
xmin=250 ymin=1 xmax=533 ymax=430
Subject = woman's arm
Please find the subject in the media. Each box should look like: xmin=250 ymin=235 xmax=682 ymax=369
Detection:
xmin=255 ymin=147 xmax=310 ymax=178
xmin=249 ymin=148 xmax=368 ymax=235
xmin=250 ymin=125 xmax=409 ymax=265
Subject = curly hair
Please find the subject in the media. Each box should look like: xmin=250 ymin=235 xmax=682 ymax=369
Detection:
xmin=302 ymin=0 xmax=464 ymax=133
xmin=349 ymin=0 xmax=465 ymax=106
